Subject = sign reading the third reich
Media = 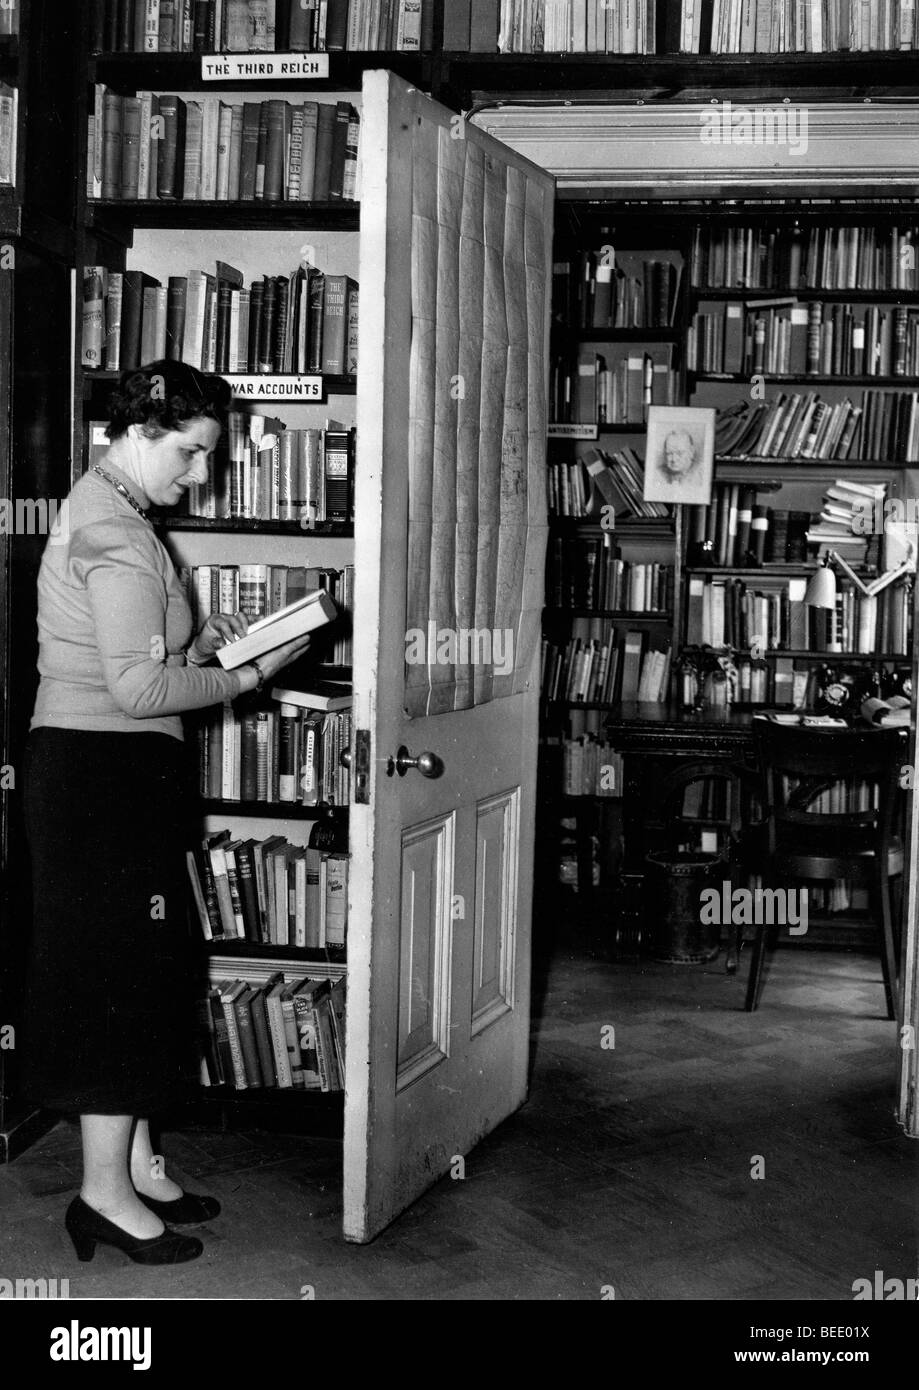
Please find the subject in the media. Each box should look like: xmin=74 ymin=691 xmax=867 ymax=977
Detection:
xmin=201 ymin=53 xmax=331 ymax=82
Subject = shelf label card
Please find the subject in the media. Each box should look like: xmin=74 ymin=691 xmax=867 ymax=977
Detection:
xmin=201 ymin=53 xmax=331 ymax=81
xmin=548 ymin=423 xmax=599 ymax=440
xmin=222 ymin=374 xmax=323 ymax=400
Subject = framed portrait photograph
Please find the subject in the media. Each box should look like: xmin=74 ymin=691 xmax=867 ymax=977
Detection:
xmin=643 ymin=406 xmax=716 ymax=506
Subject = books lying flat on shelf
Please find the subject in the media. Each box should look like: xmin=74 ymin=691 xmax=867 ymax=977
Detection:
xmin=270 ymin=683 xmax=352 ymax=711
xmin=216 ymin=590 xmax=337 ymax=669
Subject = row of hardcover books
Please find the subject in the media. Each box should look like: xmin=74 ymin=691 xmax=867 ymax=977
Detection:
xmin=554 ymin=736 xmax=623 ymax=798
xmin=91 ymin=418 xmax=356 ymax=524
xmin=194 ymin=700 xmax=352 ymax=805
xmin=547 ymin=453 xmax=668 ymax=520
xmin=713 ymin=391 xmax=919 ymax=462
xmin=179 ymin=563 xmax=354 ymax=663
xmin=83 ymin=260 xmax=358 ymax=377
xmin=686 ymin=572 xmax=912 ymax=654
xmin=552 ymin=253 xmax=682 ymax=330
xmin=0 ymin=3 xmax=17 ymax=36
xmin=551 ymin=348 xmax=678 ymax=424
xmin=690 ymin=223 xmax=919 ymax=292
xmin=0 ymin=83 xmax=15 ymax=187
xmin=198 ymin=974 xmax=346 ymax=1093
xmin=547 ymin=541 xmax=673 ymax=612
xmin=688 ymin=300 xmax=919 ymax=378
xmin=189 ymin=827 xmax=348 ymax=945
xmin=90 ymin=88 xmax=359 ymax=203
xmin=493 ymin=0 xmax=919 ymax=52
xmin=542 ymin=622 xmax=671 ymax=704
xmin=686 ymin=483 xmax=810 ymax=568
xmin=96 ymin=0 xmax=433 ymax=53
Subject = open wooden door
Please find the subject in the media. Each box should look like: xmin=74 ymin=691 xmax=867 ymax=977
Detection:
xmin=344 ymin=70 xmax=555 ymax=1242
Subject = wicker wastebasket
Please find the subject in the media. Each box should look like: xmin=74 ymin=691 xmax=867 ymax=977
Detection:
xmin=645 ymin=849 xmax=725 ymax=963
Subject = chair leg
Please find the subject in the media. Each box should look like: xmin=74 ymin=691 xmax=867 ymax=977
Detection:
xmin=744 ymin=917 xmax=768 ymax=1011
xmin=875 ymin=870 xmax=899 ymax=1022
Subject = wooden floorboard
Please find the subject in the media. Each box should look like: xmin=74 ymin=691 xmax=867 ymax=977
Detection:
xmin=0 ymin=929 xmax=916 ymax=1300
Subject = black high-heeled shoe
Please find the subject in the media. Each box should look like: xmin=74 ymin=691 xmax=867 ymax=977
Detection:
xmin=137 ymin=1190 xmax=221 ymax=1224
xmin=65 ymin=1196 xmax=203 ymax=1265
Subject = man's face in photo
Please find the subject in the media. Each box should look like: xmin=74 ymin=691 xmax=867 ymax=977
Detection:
xmin=663 ymin=429 xmax=696 ymax=476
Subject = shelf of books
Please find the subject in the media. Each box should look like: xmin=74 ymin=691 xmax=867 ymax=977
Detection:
xmin=75 ymin=38 xmax=371 ymax=1121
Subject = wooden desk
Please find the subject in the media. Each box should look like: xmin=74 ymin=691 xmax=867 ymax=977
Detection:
xmin=603 ymin=703 xmax=908 ymax=954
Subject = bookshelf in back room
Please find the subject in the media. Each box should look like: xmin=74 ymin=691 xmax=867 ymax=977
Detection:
xmin=538 ymin=207 xmax=688 ymax=897
xmin=75 ymin=70 xmax=366 ymax=1128
xmin=680 ymin=211 xmax=919 ymax=716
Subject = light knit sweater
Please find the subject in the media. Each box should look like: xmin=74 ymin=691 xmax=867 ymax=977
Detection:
xmin=30 ymin=460 xmax=241 ymax=740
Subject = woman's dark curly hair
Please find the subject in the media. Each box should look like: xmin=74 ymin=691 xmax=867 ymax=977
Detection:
xmin=107 ymin=360 xmax=233 ymax=440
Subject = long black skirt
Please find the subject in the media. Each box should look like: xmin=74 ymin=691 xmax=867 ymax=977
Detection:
xmin=21 ymin=727 xmax=204 ymax=1116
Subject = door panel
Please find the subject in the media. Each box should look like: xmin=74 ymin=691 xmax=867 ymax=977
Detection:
xmin=344 ymin=70 xmax=554 ymax=1242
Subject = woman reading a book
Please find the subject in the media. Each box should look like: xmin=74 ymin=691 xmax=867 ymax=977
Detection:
xmin=22 ymin=361 xmax=312 ymax=1266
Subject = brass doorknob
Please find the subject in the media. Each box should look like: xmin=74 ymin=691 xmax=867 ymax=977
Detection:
xmin=339 ymin=748 xmax=352 ymax=769
xmin=391 ymin=746 xmax=444 ymax=778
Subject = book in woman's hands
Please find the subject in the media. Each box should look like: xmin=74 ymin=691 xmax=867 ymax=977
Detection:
xmin=216 ymin=591 xmax=337 ymax=670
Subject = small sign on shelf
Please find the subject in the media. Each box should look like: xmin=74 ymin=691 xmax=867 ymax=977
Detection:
xmin=221 ymin=374 xmax=323 ymax=401
xmin=548 ymin=423 xmax=599 ymax=440
xmin=201 ymin=52 xmax=331 ymax=81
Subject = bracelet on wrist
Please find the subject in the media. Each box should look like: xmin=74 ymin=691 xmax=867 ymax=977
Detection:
xmin=250 ymin=660 xmax=265 ymax=694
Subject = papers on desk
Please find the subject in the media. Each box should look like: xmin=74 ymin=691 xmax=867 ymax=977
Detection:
xmin=758 ymin=712 xmax=848 ymax=727
xmin=861 ymin=696 xmax=911 ymax=728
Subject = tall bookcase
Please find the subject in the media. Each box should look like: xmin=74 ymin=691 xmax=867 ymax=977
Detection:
xmin=538 ymin=198 xmax=919 ymax=921
xmin=0 ymin=0 xmax=83 ymax=1160
xmin=74 ymin=36 xmax=381 ymax=1134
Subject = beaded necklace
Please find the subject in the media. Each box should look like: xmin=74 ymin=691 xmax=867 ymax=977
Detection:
xmin=90 ymin=465 xmax=150 ymax=522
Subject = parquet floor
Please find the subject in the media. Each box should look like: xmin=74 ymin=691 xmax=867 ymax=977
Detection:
xmin=0 ymin=926 xmax=915 ymax=1300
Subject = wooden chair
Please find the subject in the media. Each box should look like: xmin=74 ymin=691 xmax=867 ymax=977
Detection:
xmin=746 ymin=719 xmax=906 ymax=1017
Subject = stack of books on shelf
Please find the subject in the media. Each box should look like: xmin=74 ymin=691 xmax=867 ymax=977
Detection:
xmin=548 ymin=449 xmax=669 ymax=520
xmin=542 ymin=621 xmax=671 ymax=704
xmin=551 ymin=346 xmax=678 ymax=423
xmin=671 ymin=0 xmax=919 ymax=51
xmin=560 ymin=736 xmax=623 ymax=798
xmin=0 ymin=82 xmax=16 ymax=187
xmin=89 ymin=88 xmax=360 ymax=202
xmin=97 ymin=0 xmax=432 ymax=53
xmin=180 ymin=564 xmax=353 ymax=662
xmin=552 ymin=249 xmax=682 ymax=329
xmin=82 ymin=259 xmax=358 ymax=376
xmin=805 ymin=477 xmax=883 ymax=558
xmin=547 ymin=537 xmax=673 ymax=611
xmin=198 ymin=974 xmax=346 ymax=1093
xmin=688 ymin=298 xmax=919 ymax=376
xmin=690 ymin=222 xmax=919 ymax=291
xmin=188 ymin=826 xmax=349 ymax=946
